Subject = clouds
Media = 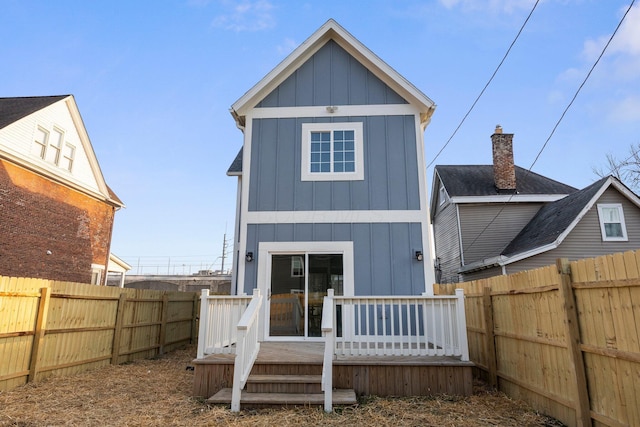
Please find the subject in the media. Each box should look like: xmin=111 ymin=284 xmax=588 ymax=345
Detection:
xmin=211 ymin=0 xmax=276 ymax=32
xmin=577 ymin=5 xmax=640 ymax=123
xmin=438 ymin=0 xmax=537 ymax=14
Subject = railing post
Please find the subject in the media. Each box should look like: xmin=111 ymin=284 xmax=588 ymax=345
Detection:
xmin=322 ymin=289 xmax=335 ymax=413
xmin=197 ymin=289 xmax=210 ymax=359
xmin=455 ymin=289 xmax=470 ymax=362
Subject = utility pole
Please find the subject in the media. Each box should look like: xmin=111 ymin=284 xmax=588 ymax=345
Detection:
xmin=220 ymin=233 xmax=227 ymax=274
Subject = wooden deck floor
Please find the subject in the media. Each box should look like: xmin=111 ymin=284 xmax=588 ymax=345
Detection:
xmin=193 ymin=341 xmax=473 ymax=399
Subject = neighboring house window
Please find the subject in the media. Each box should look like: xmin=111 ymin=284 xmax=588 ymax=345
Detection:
xmin=46 ymin=128 xmax=64 ymax=165
xmin=33 ymin=125 xmax=75 ymax=172
xmin=597 ymin=204 xmax=628 ymax=241
xmin=301 ymin=122 xmax=364 ymax=181
xmin=91 ymin=264 xmax=105 ymax=285
xmin=32 ymin=126 xmax=48 ymax=159
xmin=291 ymin=256 xmax=304 ymax=277
xmin=60 ymin=143 xmax=75 ymax=171
xmin=439 ymin=184 xmax=447 ymax=206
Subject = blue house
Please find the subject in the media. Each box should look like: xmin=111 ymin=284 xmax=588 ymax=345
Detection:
xmin=227 ymin=19 xmax=438 ymax=341
xmin=194 ymin=20 xmax=470 ymax=410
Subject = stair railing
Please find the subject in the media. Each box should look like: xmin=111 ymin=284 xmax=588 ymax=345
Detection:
xmin=231 ymin=288 xmax=263 ymax=412
xmin=321 ymin=289 xmax=335 ymax=413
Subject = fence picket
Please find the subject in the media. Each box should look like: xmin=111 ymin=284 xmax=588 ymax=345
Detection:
xmin=1 ymin=278 xmax=198 ymax=392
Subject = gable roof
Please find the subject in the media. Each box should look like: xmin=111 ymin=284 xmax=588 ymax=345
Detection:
xmin=0 ymin=95 xmax=68 ymax=130
xmin=0 ymin=95 xmax=123 ymax=208
xmin=501 ymin=177 xmax=607 ymax=256
xmin=227 ymin=148 xmax=243 ymax=176
xmin=435 ymin=165 xmax=577 ymax=197
xmin=459 ymin=175 xmax=640 ymax=273
xmin=230 ymin=19 xmax=436 ymax=127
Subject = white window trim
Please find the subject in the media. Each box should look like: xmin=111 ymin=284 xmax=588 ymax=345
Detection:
xmin=257 ymin=241 xmax=355 ymax=341
xmin=301 ymin=122 xmax=364 ymax=181
xmin=91 ymin=263 xmax=106 ymax=285
xmin=439 ymin=184 xmax=446 ymax=206
xmin=597 ymin=203 xmax=628 ymax=242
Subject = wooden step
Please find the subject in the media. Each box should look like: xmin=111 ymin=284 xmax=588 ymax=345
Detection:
xmin=247 ymin=374 xmax=322 ymax=384
xmin=246 ymin=374 xmax=322 ymax=393
xmin=207 ymin=388 xmax=357 ymax=407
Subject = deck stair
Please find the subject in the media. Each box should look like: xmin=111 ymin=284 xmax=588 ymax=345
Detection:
xmin=206 ymin=343 xmax=357 ymax=408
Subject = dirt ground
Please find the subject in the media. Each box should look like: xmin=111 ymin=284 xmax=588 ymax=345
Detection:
xmin=0 ymin=345 xmax=563 ymax=427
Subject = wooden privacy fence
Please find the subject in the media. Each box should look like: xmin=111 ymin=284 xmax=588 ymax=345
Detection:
xmin=435 ymin=250 xmax=640 ymax=427
xmin=0 ymin=276 xmax=199 ymax=392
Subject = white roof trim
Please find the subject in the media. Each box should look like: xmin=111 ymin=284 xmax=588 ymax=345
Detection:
xmin=450 ymin=194 xmax=568 ymax=204
xmin=230 ymin=19 xmax=435 ymax=122
xmin=108 ymin=253 xmax=132 ymax=272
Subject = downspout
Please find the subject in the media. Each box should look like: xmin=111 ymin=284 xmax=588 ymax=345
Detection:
xmin=229 ymin=108 xmax=245 ymax=295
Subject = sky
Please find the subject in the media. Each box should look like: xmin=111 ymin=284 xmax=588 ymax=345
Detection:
xmin=1 ymin=0 xmax=639 ymax=275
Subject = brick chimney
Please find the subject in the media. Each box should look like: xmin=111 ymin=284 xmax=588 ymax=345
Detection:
xmin=491 ymin=125 xmax=516 ymax=193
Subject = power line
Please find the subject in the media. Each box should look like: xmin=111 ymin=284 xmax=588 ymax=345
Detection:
xmin=526 ymin=0 xmax=636 ymax=172
xmin=426 ymin=0 xmax=540 ymax=169
xmin=461 ymin=0 xmax=636 ymax=255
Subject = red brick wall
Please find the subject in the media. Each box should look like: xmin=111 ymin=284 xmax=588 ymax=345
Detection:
xmin=0 ymin=159 xmax=116 ymax=284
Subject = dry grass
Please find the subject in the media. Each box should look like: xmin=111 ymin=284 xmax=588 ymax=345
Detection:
xmin=0 ymin=346 xmax=563 ymax=427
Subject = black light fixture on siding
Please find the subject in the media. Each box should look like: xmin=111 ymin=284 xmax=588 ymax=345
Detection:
xmin=415 ymin=250 xmax=423 ymax=261
xmin=245 ymin=252 xmax=254 ymax=262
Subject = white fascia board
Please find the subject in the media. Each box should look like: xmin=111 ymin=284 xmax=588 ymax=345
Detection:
xmin=458 ymin=256 xmax=504 ymax=273
xmin=108 ymin=253 xmax=132 ymax=272
xmin=610 ymin=177 xmax=640 ymax=208
xmin=249 ymin=104 xmax=418 ymax=119
xmin=450 ymin=194 xmax=568 ymax=204
xmin=64 ymin=96 xmax=123 ymax=207
xmin=245 ymin=210 xmax=425 ymax=224
xmin=231 ymin=19 xmax=435 ymax=122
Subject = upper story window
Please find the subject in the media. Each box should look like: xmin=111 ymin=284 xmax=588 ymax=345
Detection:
xmin=32 ymin=125 xmax=75 ymax=172
xmin=301 ymin=122 xmax=364 ymax=181
xmin=439 ymin=184 xmax=447 ymax=206
xmin=597 ymin=203 xmax=628 ymax=241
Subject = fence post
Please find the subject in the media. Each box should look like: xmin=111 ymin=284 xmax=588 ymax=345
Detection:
xmin=197 ymin=289 xmax=210 ymax=359
xmin=111 ymin=293 xmax=127 ymax=365
xmin=191 ymin=292 xmax=199 ymax=344
xmin=159 ymin=293 xmax=169 ymax=355
xmin=28 ymin=287 xmax=51 ymax=383
xmin=482 ymin=286 xmax=498 ymax=388
xmin=556 ymin=258 xmax=590 ymax=427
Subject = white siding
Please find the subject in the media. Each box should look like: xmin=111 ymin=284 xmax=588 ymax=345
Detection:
xmin=0 ymin=100 xmax=101 ymax=193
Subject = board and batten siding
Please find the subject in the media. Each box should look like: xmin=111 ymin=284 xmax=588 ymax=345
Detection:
xmin=243 ymin=223 xmax=425 ymax=296
xmin=459 ymin=203 xmax=544 ymax=265
xmin=0 ymin=100 xmax=101 ymax=194
xmin=432 ymin=200 xmax=462 ymax=283
xmin=257 ymin=40 xmax=408 ymax=108
xmin=505 ymin=187 xmax=640 ymax=273
xmin=248 ymin=115 xmax=420 ymax=212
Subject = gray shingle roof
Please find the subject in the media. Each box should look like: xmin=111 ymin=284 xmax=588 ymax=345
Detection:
xmin=0 ymin=96 xmax=68 ymax=130
xmin=436 ymin=165 xmax=577 ymax=197
xmin=501 ymin=176 xmax=608 ymax=256
xmin=227 ymin=148 xmax=243 ymax=175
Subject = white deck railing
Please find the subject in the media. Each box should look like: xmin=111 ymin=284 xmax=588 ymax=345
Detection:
xmin=331 ymin=290 xmax=469 ymax=359
xmin=321 ymin=289 xmax=469 ymax=412
xmin=231 ymin=289 xmax=262 ymax=412
xmin=197 ymin=290 xmax=253 ymax=359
